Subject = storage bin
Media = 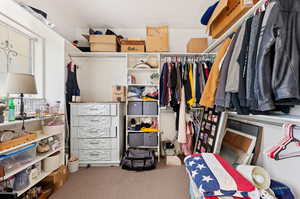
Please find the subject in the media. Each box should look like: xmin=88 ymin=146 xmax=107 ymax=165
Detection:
xmin=128 ymin=133 xmax=144 ymax=147
xmin=42 ymin=152 xmax=60 ymax=172
xmin=144 ymin=132 xmax=158 ymax=146
xmin=128 ymin=102 xmax=143 ymax=115
xmin=68 ymin=158 xmax=79 ymax=173
xmin=0 ymin=143 xmax=37 ymax=174
xmin=143 ymin=101 xmax=158 ymax=115
xmin=13 ymin=169 xmax=30 ymax=191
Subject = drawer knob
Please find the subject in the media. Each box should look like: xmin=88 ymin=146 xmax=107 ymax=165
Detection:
xmin=90 ymin=153 xmax=100 ymax=156
xmin=89 ymin=142 xmax=100 ymax=145
xmin=89 ymin=108 xmax=99 ymax=111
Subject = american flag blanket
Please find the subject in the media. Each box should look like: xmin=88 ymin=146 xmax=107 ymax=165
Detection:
xmin=185 ymin=153 xmax=260 ymax=199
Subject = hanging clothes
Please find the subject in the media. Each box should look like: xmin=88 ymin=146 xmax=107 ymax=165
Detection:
xmin=231 ymin=16 xmax=253 ymax=115
xmin=215 ymin=31 xmax=238 ymax=111
xmin=200 ymin=38 xmax=232 ymax=108
xmin=187 ymin=63 xmax=195 ymax=106
xmin=256 ymin=0 xmax=300 ymax=111
xmin=160 ymin=57 xmax=214 ymax=109
xmin=246 ymin=11 xmax=265 ymax=110
xmin=65 ymin=61 xmax=80 ymax=154
xmin=178 ymin=87 xmax=187 ymax=144
xmin=159 ymin=62 xmax=169 ymax=106
xmin=225 ymin=22 xmax=246 ymax=93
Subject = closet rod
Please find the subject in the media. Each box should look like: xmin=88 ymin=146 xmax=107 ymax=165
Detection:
xmin=228 ymin=115 xmax=300 ymax=130
xmin=203 ymin=0 xmax=266 ymax=53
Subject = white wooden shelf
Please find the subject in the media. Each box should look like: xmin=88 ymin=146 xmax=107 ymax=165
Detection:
xmin=4 ymin=147 xmax=63 ymax=180
xmin=125 ymin=53 xmax=161 ymax=161
xmin=0 ymin=131 xmax=63 ymax=155
xmin=0 ymin=115 xmax=63 ymax=128
xmin=69 ymin=52 xmax=127 ymax=57
xmin=127 ymin=84 xmax=159 ymax=87
xmin=129 ymin=146 xmax=159 ymax=149
xmin=128 ymin=68 xmax=159 ymax=72
xmin=127 ymin=99 xmax=158 ymax=102
xmin=127 ymin=130 xmax=159 ymax=133
xmin=70 ymin=52 xmax=215 ymax=58
xmin=127 ymin=115 xmax=159 ymax=118
xmin=16 ymin=166 xmax=59 ymax=196
xmin=228 ymin=112 xmax=300 ymax=126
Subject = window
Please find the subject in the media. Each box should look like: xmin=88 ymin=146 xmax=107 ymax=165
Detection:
xmin=0 ymin=22 xmax=32 ymax=74
xmin=0 ymin=18 xmax=44 ymax=99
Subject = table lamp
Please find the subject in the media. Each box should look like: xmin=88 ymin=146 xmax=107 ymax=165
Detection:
xmin=5 ymin=73 xmax=37 ymax=131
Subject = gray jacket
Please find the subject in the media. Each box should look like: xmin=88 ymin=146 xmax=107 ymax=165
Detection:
xmin=225 ymin=22 xmax=246 ymax=93
xmin=256 ymin=0 xmax=300 ymax=111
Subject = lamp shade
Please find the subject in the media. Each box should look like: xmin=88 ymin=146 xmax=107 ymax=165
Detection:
xmin=6 ymin=73 xmax=37 ymax=94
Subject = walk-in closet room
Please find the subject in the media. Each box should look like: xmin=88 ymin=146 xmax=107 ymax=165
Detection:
xmin=0 ymin=0 xmax=299 ymax=198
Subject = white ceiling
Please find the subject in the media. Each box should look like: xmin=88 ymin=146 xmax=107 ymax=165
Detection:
xmin=15 ymin=0 xmax=216 ymax=41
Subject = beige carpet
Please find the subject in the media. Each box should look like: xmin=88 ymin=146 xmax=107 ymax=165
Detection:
xmin=50 ymin=162 xmax=190 ymax=199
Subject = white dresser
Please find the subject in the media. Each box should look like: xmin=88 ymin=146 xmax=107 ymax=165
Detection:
xmin=70 ymin=103 xmax=124 ymax=166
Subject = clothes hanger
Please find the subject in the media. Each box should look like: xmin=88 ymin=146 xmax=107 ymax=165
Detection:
xmin=274 ymin=126 xmax=300 ymax=160
xmin=267 ymin=124 xmax=300 ymax=160
xmin=267 ymin=124 xmax=293 ymax=159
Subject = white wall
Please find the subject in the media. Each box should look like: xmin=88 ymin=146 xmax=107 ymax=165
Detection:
xmin=77 ymin=28 xmax=210 ymax=52
xmin=0 ymin=0 xmax=66 ymax=105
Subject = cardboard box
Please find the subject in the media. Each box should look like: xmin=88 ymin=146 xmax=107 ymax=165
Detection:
xmin=42 ymin=165 xmax=69 ymax=192
xmin=112 ymin=86 xmax=126 ymax=102
xmin=187 ymin=38 xmax=208 ymax=53
xmin=83 ymin=34 xmax=117 ymax=52
xmin=146 ymin=26 xmax=169 ymax=52
xmin=207 ymin=0 xmax=258 ymax=38
xmin=120 ymin=40 xmax=145 ymax=52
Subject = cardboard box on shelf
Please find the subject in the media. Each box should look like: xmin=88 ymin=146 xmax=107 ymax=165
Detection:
xmin=112 ymin=86 xmax=126 ymax=102
xmin=83 ymin=34 xmax=117 ymax=52
xmin=41 ymin=165 xmax=69 ymax=192
xmin=120 ymin=40 xmax=145 ymax=52
xmin=186 ymin=38 xmax=208 ymax=53
xmin=146 ymin=26 xmax=169 ymax=52
xmin=207 ymin=0 xmax=259 ymax=38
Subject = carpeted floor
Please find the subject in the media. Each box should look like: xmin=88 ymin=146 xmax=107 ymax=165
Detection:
xmin=50 ymin=162 xmax=190 ymax=199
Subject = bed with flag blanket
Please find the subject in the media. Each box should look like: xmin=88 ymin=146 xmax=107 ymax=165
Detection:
xmin=185 ymin=153 xmax=260 ymax=199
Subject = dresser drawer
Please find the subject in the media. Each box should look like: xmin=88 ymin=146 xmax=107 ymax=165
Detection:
xmin=79 ymin=138 xmax=117 ymax=149
xmin=77 ymin=104 xmax=110 ymax=115
xmin=79 ymin=150 xmax=117 ymax=161
xmin=77 ymin=126 xmax=117 ymax=138
xmin=78 ymin=116 xmax=111 ymax=127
